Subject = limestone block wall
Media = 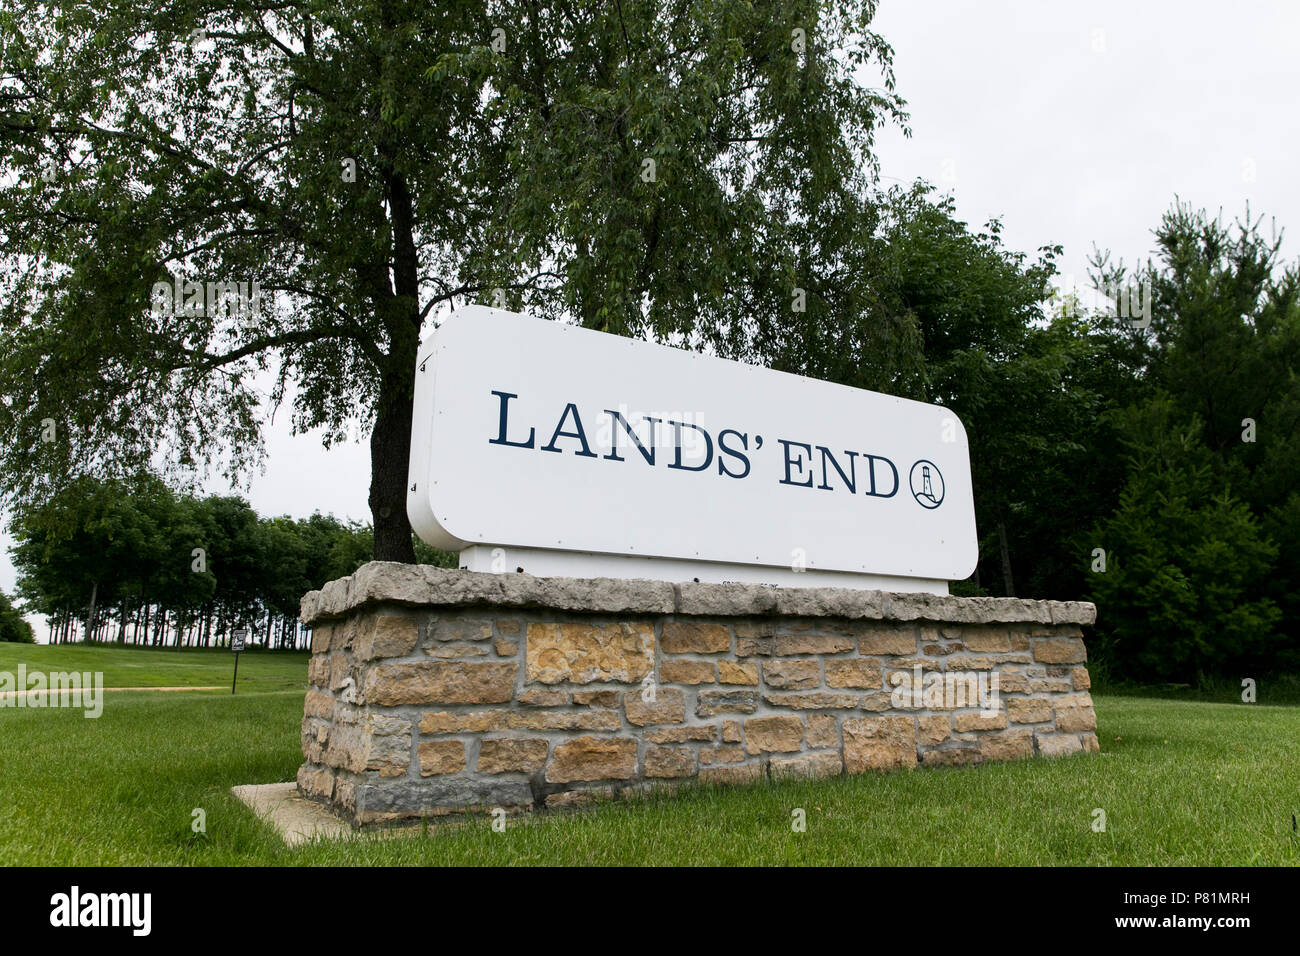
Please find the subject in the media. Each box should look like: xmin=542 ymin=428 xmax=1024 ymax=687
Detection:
xmin=297 ymin=563 xmax=1098 ymax=826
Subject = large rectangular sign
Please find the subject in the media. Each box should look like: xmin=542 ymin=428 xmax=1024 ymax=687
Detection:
xmin=407 ymin=306 xmax=978 ymax=591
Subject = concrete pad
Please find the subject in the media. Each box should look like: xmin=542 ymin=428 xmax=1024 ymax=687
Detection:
xmin=233 ymin=782 xmax=555 ymax=844
xmin=231 ymin=782 xmax=353 ymax=846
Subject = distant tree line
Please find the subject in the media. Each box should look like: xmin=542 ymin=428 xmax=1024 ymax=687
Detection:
xmin=8 ymin=474 xmax=453 ymax=649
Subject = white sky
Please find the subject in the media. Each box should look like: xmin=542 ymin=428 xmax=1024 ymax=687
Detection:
xmin=4 ymin=0 xmax=1297 ymax=639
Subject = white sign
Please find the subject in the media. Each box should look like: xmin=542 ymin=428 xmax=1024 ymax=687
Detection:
xmin=407 ymin=307 xmax=978 ymax=592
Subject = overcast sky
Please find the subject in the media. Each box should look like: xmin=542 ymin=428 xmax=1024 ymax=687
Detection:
xmin=4 ymin=0 xmax=1297 ymax=639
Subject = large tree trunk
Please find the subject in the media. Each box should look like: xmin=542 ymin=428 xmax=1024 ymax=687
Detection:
xmin=368 ymin=165 xmax=422 ymax=564
xmin=369 ymin=372 xmax=417 ymax=563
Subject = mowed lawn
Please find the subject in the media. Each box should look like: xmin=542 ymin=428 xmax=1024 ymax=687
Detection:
xmin=1 ymin=644 xmax=1297 ymax=866
xmin=0 ymin=642 xmax=309 ymax=692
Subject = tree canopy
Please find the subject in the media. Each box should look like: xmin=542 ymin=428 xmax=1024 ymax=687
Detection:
xmin=0 ymin=0 xmax=909 ymax=560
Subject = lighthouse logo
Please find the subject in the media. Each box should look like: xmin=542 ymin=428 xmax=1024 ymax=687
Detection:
xmin=909 ymin=460 xmax=945 ymax=509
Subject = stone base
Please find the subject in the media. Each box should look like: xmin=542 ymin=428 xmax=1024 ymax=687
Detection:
xmin=297 ymin=563 xmax=1098 ymax=826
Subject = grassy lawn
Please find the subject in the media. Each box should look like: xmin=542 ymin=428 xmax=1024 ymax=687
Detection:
xmin=1 ymin=644 xmax=1297 ymax=865
xmin=0 ymin=642 xmax=308 ymax=692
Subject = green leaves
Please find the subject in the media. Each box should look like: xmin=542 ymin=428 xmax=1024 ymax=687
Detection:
xmin=0 ymin=588 xmax=35 ymax=642
xmin=1088 ymin=400 xmax=1281 ymax=680
xmin=1079 ymin=202 xmax=1300 ymax=680
xmin=7 ymin=472 xmax=454 ymax=642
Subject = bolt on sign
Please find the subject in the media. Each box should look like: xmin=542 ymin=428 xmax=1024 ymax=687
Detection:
xmin=407 ymin=307 xmax=978 ymax=593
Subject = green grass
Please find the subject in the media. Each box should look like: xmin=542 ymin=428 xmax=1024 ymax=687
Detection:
xmin=1 ymin=643 xmax=1298 ymax=865
xmin=0 ymin=641 xmax=308 ymax=692
xmin=1091 ymin=668 xmax=1300 ymax=706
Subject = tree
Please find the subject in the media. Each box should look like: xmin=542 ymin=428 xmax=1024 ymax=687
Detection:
xmin=0 ymin=0 xmax=907 ymax=561
xmin=1087 ymin=399 xmax=1279 ymax=681
xmin=8 ymin=474 xmax=166 ymax=642
xmin=752 ymin=182 xmax=1088 ymax=597
xmin=869 ymin=187 xmax=1062 ymax=597
xmin=1084 ymin=202 xmax=1300 ymax=673
xmin=1144 ymin=203 xmax=1300 ymax=648
xmin=0 ymin=588 xmax=34 ymax=643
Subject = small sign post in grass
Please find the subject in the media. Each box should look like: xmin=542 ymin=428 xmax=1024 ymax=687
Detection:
xmin=231 ymin=627 xmax=247 ymax=695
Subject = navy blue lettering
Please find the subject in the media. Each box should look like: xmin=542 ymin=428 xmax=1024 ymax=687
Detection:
xmin=816 ymin=446 xmax=858 ymax=493
xmin=778 ymin=440 xmax=814 ymax=487
xmin=603 ymin=410 xmax=659 ymax=465
xmin=717 ymin=429 xmax=751 ymax=479
xmin=488 ymin=391 xmax=535 ymax=448
xmin=540 ymin=402 xmax=598 ymax=457
xmin=667 ymin=420 xmax=714 ymax=472
xmin=864 ymin=454 xmax=898 ymax=498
